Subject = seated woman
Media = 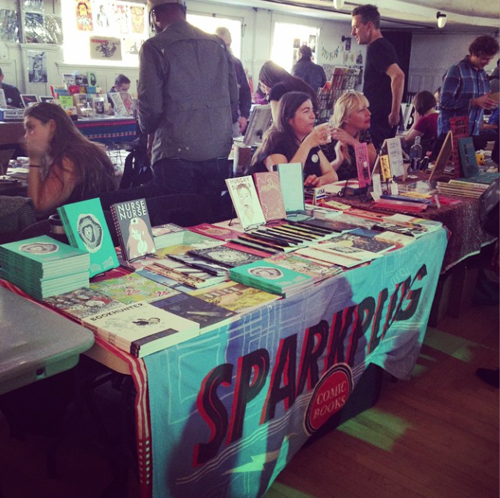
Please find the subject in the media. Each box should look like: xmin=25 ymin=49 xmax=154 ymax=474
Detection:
xmin=321 ymin=91 xmax=377 ymax=181
xmin=249 ymin=91 xmax=338 ymax=187
xmin=259 ymin=61 xmax=318 ymax=120
xmin=403 ymin=91 xmax=438 ymax=146
xmin=24 ymin=102 xmax=116 ymax=215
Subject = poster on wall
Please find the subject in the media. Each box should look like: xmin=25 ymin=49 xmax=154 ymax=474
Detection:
xmin=76 ymin=0 xmax=93 ymax=31
xmin=24 ymin=0 xmax=43 ymax=12
xmin=0 ymin=9 xmax=19 ymax=42
xmin=44 ymin=15 xmax=63 ymax=44
xmin=90 ymin=36 xmax=122 ymax=61
xmin=93 ymin=2 xmax=111 ymax=30
xmin=24 ymin=12 xmax=45 ymax=43
xmin=130 ymin=5 xmax=145 ymax=34
xmin=123 ymin=37 xmax=142 ymax=56
xmin=309 ymin=35 xmax=317 ymax=53
xmin=113 ymin=4 xmax=129 ymax=34
xmin=27 ymin=50 xmax=47 ymax=83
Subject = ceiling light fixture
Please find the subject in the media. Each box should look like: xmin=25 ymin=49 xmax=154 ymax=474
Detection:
xmin=333 ymin=0 xmax=345 ymax=10
xmin=436 ymin=11 xmax=447 ymax=29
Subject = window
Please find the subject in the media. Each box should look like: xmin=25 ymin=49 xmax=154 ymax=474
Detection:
xmin=187 ymin=14 xmax=242 ymax=58
xmin=271 ymin=23 xmax=320 ymax=72
xmin=61 ymin=1 xmax=148 ymax=66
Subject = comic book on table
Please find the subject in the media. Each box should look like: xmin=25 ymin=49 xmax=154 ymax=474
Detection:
xmin=43 ymin=287 xmax=124 ymax=322
xmin=229 ymin=260 xmax=314 ymax=297
xmin=189 ymin=281 xmax=280 ymax=314
xmin=188 ymin=245 xmax=262 ymax=268
xmin=82 ymin=301 xmax=200 ymax=358
xmin=152 ymin=223 xmax=187 ymax=249
xmin=110 ymin=198 xmax=156 ymax=262
xmin=90 ymin=272 xmax=179 ymax=304
xmin=151 ymin=293 xmax=237 ymax=332
xmin=225 ymin=176 xmax=266 ymax=230
xmin=253 ymin=172 xmax=287 ymax=222
xmin=58 ymin=198 xmax=119 ymax=278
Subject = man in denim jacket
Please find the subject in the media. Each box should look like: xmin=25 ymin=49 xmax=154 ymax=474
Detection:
xmin=138 ymin=0 xmax=237 ymax=221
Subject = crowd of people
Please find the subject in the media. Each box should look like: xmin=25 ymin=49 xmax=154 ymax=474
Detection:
xmin=1 ymin=0 xmax=497 ymax=226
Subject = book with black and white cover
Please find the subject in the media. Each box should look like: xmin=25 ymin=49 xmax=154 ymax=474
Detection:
xmin=167 ymin=253 xmax=229 ymax=277
xmin=110 ymin=198 xmax=156 ymax=262
xmin=188 ymin=245 xmax=262 ymax=268
xmin=151 ymin=293 xmax=237 ymax=332
xmin=82 ymin=301 xmax=200 ymax=358
xmin=225 ymin=176 xmax=266 ymax=230
xmin=145 ymin=260 xmax=226 ymax=289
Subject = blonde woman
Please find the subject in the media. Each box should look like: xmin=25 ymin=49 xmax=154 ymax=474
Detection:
xmin=322 ymin=91 xmax=377 ymax=180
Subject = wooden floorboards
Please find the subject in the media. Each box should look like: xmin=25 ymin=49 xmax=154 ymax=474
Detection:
xmin=264 ymin=303 xmax=499 ymax=498
xmin=0 ymin=303 xmax=497 ymax=498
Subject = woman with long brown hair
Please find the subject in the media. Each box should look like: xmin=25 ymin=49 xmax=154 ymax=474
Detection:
xmin=24 ymin=102 xmax=116 ymax=214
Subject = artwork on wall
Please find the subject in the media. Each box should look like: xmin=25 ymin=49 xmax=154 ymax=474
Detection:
xmin=24 ymin=0 xmax=43 ymax=12
xmin=76 ymin=0 xmax=93 ymax=31
xmin=24 ymin=11 xmax=45 ymax=43
xmin=90 ymin=36 xmax=122 ymax=61
xmin=27 ymin=50 xmax=47 ymax=83
xmin=44 ymin=15 xmax=63 ymax=44
xmin=0 ymin=9 xmax=19 ymax=42
xmin=309 ymin=35 xmax=317 ymax=53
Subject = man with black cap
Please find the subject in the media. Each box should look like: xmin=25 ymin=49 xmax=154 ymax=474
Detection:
xmin=292 ymin=45 xmax=327 ymax=93
xmin=138 ymin=0 xmax=237 ymax=221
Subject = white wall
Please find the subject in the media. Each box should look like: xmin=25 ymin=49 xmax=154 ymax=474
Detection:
xmin=0 ymin=0 xmax=498 ymax=101
xmin=408 ymin=32 xmax=499 ymax=94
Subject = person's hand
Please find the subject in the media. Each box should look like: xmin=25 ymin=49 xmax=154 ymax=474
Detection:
xmin=472 ymin=93 xmax=498 ymax=110
xmin=333 ymin=140 xmax=346 ymax=165
xmin=305 ymin=123 xmax=332 ymax=148
xmin=238 ymin=116 xmax=248 ymax=134
xmin=330 ymin=127 xmax=356 ymax=147
xmin=388 ymin=111 xmax=400 ymax=127
xmin=304 ymin=174 xmax=323 ymax=187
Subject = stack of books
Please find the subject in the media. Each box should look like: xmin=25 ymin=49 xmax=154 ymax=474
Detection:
xmin=0 ymin=235 xmax=90 ymax=299
xmin=229 ymin=260 xmax=314 ymax=298
xmin=152 ymin=223 xmax=187 ymax=249
xmin=437 ymin=178 xmax=493 ymax=199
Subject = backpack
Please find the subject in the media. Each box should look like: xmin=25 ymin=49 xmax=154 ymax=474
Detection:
xmin=119 ymin=146 xmax=153 ymax=189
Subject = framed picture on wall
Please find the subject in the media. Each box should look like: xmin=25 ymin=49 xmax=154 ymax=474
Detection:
xmin=21 ymin=94 xmax=39 ymax=108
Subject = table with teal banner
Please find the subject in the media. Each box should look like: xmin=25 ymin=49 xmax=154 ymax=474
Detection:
xmin=0 ymin=226 xmax=448 ymax=498
xmin=75 ymin=116 xmax=138 ymax=145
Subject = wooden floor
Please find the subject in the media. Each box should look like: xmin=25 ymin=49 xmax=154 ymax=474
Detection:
xmin=0 ymin=301 xmax=498 ymax=498
xmin=265 ymin=303 xmax=499 ymax=498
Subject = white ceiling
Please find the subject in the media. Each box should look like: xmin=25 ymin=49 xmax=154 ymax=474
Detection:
xmin=202 ymin=0 xmax=499 ymax=32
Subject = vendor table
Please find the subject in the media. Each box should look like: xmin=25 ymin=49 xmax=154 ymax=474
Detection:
xmin=0 ymin=116 xmax=138 ymax=148
xmin=334 ymin=195 xmax=494 ymax=271
xmin=76 ymin=116 xmax=138 ymax=145
xmin=0 ymin=286 xmax=94 ymax=396
xmin=0 ymin=227 xmax=448 ymax=498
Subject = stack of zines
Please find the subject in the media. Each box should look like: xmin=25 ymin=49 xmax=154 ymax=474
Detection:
xmin=229 ymin=260 xmax=314 ymax=298
xmin=0 ymin=235 xmax=90 ymax=299
xmin=152 ymin=223 xmax=187 ymax=249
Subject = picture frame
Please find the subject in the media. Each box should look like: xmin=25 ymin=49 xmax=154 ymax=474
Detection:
xmin=20 ymin=94 xmax=39 ymax=108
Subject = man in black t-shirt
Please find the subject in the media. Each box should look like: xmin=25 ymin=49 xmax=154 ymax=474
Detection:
xmin=351 ymin=4 xmax=405 ymax=149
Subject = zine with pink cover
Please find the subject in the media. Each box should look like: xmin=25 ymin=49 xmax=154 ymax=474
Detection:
xmin=253 ymin=172 xmax=286 ymax=222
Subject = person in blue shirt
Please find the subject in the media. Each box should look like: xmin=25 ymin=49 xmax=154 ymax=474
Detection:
xmin=438 ymin=35 xmax=499 ymax=138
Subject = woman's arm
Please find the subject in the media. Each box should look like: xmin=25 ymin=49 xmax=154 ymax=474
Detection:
xmin=403 ymin=113 xmax=424 ymax=144
xmin=28 ymin=157 xmax=78 ymax=213
xmin=304 ymin=150 xmax=338 ymax=187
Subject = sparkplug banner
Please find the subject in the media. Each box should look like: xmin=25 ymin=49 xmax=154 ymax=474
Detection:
xmin=146 ymin=229 xmax=447 ymax=498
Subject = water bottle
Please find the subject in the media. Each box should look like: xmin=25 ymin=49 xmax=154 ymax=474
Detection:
xmin=409 ymin=136 xmax=423 ymax=171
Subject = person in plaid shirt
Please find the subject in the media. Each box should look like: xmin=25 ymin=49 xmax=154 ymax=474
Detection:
xmin=438 ymin=35 xmax=499 ymax=138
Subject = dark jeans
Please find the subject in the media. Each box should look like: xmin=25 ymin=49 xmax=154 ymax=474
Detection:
xmin=152 ymin=156 xmax=232 ymax=222
xmin=370 ymin=115 xmax=398 ymax=151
